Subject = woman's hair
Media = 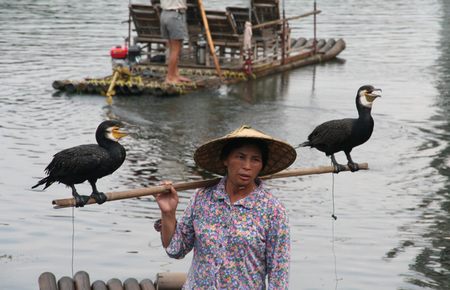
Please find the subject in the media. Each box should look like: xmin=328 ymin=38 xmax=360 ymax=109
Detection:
xmin=220 ymin=138 xmax=269 ymax=169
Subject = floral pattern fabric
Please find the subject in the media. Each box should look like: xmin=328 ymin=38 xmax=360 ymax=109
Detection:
xmin=165 ymin=177 xmax=290 ymax=289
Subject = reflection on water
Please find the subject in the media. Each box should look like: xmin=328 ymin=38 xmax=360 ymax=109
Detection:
xmin=401 ymin=0 xmax=450 ymax=288
xmin=1 ymin=0 xmax=450 ymax=289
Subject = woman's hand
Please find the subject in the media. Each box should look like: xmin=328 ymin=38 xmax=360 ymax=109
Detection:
xmin=155 ymin=181 xmax=179 ymax=215
xmin=155 ymin=181 xmax=179 ymax=247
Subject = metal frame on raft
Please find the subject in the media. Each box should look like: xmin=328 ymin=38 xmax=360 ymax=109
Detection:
xmin=52 ymin=0 xmax=346 ymax=100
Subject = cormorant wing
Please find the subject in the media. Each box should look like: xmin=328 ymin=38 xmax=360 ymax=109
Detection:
xmin=308 ymin=118 xmax=355 ymax=148
xmin=46 ymin=144 xmax=109 ymax=178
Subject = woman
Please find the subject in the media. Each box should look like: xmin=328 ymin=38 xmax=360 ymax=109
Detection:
xmin=155 ymin=125 xmax=297 ymax=289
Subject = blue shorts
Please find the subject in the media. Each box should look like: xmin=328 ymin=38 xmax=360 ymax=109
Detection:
xmin=160 ymin=10 xmax=188 ymax=40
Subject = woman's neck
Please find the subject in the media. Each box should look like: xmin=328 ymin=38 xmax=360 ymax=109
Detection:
xmin=225 ymin=179 xmax=256 ymax=204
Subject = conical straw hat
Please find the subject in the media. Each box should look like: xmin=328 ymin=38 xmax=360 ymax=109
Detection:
xmin=194 ymin=125 xmax=297 ymax=176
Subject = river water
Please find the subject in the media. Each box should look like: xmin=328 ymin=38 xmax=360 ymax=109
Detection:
xmin=1 ymin=0 xmax=449 ymax=289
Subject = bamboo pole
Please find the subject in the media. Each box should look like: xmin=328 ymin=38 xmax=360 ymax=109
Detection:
xmin=52 ymin=163 xmax=368 ymax=209
xmin=105 ymin=70 xmax=119 ymax=105
xmin=313 ymin=1 xmax=317 ymax=53
xmin=281 ymin=0 xmax=286 ymax=65
xmin=197 ymin=0 xmax=223 ymax=80
xmin=105 ymin=67 xmax=131 ymax=105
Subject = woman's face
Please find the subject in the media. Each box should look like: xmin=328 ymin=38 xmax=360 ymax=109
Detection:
xmin=223 ymin=144 xmax=263 ymax=189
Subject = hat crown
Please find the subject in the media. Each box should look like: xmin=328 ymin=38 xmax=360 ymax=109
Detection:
xmin=227 ymin=125 xmax=273 ymax=140
xmin=194 ymin=125 xmax=297 ymax=176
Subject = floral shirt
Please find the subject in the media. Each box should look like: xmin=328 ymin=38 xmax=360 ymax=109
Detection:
xmin=165 ymin=177 xmax=290 ymax=289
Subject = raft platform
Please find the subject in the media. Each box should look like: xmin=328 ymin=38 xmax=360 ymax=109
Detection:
xmin=39 ymin=271 xmax=186 ymax=290
xmin=52 ymin=38 xmax=345 ymax=97
xmin=52 ymin=1 xmax=346 ymax=98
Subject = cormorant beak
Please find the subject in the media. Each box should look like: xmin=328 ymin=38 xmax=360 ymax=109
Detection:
xmin=112 ymin=126 xmax=128 ymax=140
xmin=366 ymin=88 xmax=382 ymax=102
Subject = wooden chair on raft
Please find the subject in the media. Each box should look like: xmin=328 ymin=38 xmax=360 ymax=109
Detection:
xmin=225 ymin=6 xmax=259 ymax=34
xmin=250 ymin=0 xmax=290 ymax=60
xmin=204 ymin=10 xmax=244 ymax=62
xmin=129 ymin=3 xmax=166 ymax=59
xmin=225 ymin=5 xmax=280 ymax=60
xmin=251 ymin=0 xmax=280 ymax=23
xmin=186 ymin=0 xmax=203 ymax=37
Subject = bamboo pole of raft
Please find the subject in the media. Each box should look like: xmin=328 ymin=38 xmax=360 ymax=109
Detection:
xmin=105 ymin=69 xmax=119 ymax=105
xmin=52 ymin=163 xmax=368 ymax=208
xmin=197 ymin=0 xmax=223 ymax=80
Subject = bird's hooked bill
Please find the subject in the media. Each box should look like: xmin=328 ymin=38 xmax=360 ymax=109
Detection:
xmin=112 ymin=126 xmax=127 ymax=139
xmin=366 ymin=88 xmax=382 ymax=102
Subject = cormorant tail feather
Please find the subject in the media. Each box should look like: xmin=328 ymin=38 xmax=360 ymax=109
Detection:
xmin=31 ymin=177 xmax=51 ymax=189
xmin=299 ymin=141 xmax=311 ymax=147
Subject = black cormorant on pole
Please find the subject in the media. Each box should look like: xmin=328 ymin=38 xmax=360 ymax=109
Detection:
xmin=32 ymin=120 xmax=127 ymax=207
xmin=299 ymin=85 xmax=381 ymax=173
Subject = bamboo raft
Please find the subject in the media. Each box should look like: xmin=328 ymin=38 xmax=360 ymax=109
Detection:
xmin=39 ymin=271 xmax=186 ymax=290
xmin=52 ymin=0 xmax=346 ymax=99
xmin=52 ymin=38 xmax=345 ymax=97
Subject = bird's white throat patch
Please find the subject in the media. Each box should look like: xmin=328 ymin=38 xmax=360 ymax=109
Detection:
xmin=106 ymin=128 xmax=119 ymax=142
xmin=359 ymin=93 xmax=373 ymax=108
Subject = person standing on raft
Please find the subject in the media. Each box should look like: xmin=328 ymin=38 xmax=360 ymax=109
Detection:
xmin=154 ymin=125 xmax=297 ymax=289
xmin=159 ymin=0 xmax=192 ymax=84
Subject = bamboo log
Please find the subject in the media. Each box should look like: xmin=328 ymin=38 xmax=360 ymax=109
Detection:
xmin=58 ymin=277 xmax=75 ymax=290
xmin=74 ymin=271 xmax=90 ymax=290
xmin=139 ymin=279 xmax=156 ymax=290
xmin=38 ymin=272 xmax=58 ymax=290
xmin=252 ymin=39 xmax=345 ymax=79
xmin=92 ymin=280 xmax=108 ymax=290
xmin=52 ymin=163 xmax=368 ymax=209
xmin=106 ymin=278 xmax=123 ymax=290
xmin=123 ymin=278 xmax=140 ymax=290
xmin=155 ymin=272 xmax=187 ymax=290
xmin=197 ymin=0 xmax=223 ymax=80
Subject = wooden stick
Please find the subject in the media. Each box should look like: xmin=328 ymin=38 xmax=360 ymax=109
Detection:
xmin=197 ymin=0 xmax=223 ymax=80
xmin=105 ymin=69 xmax=119 ymax=105
xmin=52 ymin=163 xmax=368 ymax=209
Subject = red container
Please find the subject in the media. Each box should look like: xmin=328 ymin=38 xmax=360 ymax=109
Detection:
xmin=110 ymin=46 xmax=128 ymax=59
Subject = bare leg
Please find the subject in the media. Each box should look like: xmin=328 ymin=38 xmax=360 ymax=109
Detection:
xmin=166 ymin=39 xmax=182 ymax=83
xmin=89 ymin=179 xmax=107 ymax=205
xmin=330 ymin=154 xmax=346 ymax=173
xmin=165 ymin=39 xmax=191 ymax=83
xmin=70 ymin=184 xmax=90 ymax=207
xmin=345 ymin=151 xmax=359 ymax=172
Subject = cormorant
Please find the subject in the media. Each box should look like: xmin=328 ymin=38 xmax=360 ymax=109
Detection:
xmin=32 ymin=120 xmax=127 ymax=207
xmin=299 ymin=85 xmax=381 ymax=173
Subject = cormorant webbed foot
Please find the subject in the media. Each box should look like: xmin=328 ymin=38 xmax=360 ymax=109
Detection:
xmin=331 ymin=154 xmax=346 ymax=173
xmin=71 ymin=185 xmax=90 ymax=207
xmin=333 ymin=164 xmax=347 ymax=173
xmin=347 ymin=162 xmax=360 ymax=172
xmin=91 ymin=191 xmax=107 ymax=205
xmin=345 ymin=152 xmax=359 ymax=172
xmin=74 ymin=194 xmax=91 ymax=207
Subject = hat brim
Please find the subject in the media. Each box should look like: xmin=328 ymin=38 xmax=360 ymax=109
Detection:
xmin=193 ymin=126 xmax=297 ymax=176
